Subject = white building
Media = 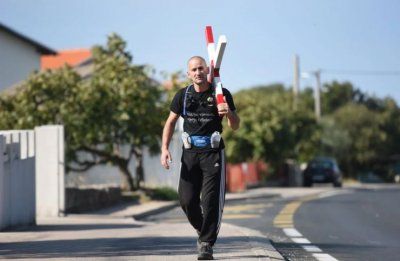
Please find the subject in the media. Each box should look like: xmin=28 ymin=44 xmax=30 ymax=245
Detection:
xmin=0 ymin=22 xmax=56 ymax=92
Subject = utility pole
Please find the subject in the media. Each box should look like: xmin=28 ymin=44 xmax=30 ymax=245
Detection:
xmin=313 ymin=70 xmax=321 ymax=121
xmin=293 ymin=54 xmax=300 ymax=110
xmin=301 ymin=69 xmax=322 ymax=121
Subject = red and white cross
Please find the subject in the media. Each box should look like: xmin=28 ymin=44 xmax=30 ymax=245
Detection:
xmin=205 ymin=26 xmax=227 ymax=105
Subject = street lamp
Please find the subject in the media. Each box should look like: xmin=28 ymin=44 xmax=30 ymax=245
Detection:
xmin=301 ymin=70 xmax=321 ymax=121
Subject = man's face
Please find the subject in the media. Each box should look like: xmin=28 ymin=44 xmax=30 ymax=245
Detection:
xmin=187 ymin=58 xmax=209 ymax=85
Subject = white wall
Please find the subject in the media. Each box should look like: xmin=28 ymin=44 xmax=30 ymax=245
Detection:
xmin=0 ymin=29 xmax=42 ymax=91
xmin=0 ymin=130 xmax=36 ymax=230
xmin=142 ymin=131 xmax=181 ymax=189
xmin=35 ymin=125 xmax=65 ymax=218
xmin=66 ymin=119 xmax=184 ymax=190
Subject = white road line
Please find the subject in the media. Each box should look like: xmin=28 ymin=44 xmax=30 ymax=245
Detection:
xmin=283 ymin=230 xmax=340 ymax=260
xmin=283 ymin=228 xmax=303 ymax=237
xmin=313 ymin=253 xmax=339 ymax=261
xmin=318 ymin=190 xmax=351 ymax=199
xmin=302 ymin=245 xmax=323 ymax=252
xmin=291 ymin=237 xmax=311 ymax=244
xmin=280 ymin=193 xmax=342 ymax=260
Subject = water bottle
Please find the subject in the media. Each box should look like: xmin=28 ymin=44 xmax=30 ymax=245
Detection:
xmin=182 ymin=132 xmax=191 ymax=149
xmin=210 ymin=131 xmax=221 ymax=148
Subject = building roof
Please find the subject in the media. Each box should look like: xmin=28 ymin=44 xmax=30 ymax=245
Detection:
xmin=0 ymin=22 xmax=56 ymax=55
xmin=41 ymin=49 xmax=92 ymax=70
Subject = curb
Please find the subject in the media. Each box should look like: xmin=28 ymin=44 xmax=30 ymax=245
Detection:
xmin=223 ymin=223 xmax=285 ymax=260
xmin=225 ymin=193 xmax=280 ymax=202
xmin=132 ymin=201 xmax=179 ymax=220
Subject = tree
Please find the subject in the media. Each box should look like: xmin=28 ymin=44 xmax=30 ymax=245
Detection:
xmin=223 ymin=84 xmax=319 ymax=167
xmin=321 ymin=80 xmax=366 ymax=114
xmin=319 ymin=116 xmax=351 ymax=168
xmin=0 ymin=34 xmax=164 ymax=191
xmin=329 ymin=103 xmax=387 ymax=177
xmin=0 ymin=66 xmax=81 ymax=129
xmin=380 ymin=98 xmax=400 ymax=157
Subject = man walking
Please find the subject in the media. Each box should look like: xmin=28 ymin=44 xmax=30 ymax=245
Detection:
xmin=160 ymin=56 xmax=240 ymax=260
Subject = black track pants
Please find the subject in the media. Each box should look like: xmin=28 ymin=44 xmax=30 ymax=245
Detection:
xmin=178 ymin=149 xmax=226 ymax=246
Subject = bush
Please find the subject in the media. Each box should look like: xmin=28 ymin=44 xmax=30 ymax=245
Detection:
xmin=149 ymin=187 xmax=179 ymax=201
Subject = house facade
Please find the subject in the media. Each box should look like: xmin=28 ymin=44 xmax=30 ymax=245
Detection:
xmin=0 ymin=23 xmax=56 ymax=92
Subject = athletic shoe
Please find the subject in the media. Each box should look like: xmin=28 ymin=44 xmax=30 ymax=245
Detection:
xmin=197 ymin=238 xmax=201 ymax=251
xmin=198 ymin=242 xmax=213 ymax=260
xmin=196 ymin=229 xmax=201 ymax=250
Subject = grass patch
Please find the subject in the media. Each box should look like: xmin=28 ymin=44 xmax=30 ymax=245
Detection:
xmin=121 ymin=191 xmax=142 ymax=203
xmin=343 ymin=177 xmax=360 ymax=184
xmin=146 ymin=187 xmax=179 ymax=201
xmin=122 ymin=187 xmax=178 ymax=202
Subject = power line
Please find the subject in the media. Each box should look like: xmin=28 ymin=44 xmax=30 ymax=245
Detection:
xmin=321 ymin=69 xmax=400 ymax=76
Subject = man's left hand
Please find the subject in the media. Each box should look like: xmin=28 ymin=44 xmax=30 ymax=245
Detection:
xmin=217 ymin=97 xmax=230 ymax=116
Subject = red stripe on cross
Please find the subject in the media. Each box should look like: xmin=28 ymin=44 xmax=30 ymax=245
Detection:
xmin=213 ymin=68 xmax=220 ymax=77
xmin=208 ymin=61 xmax=214 ymax=83
xmin=205 ymin=26 xmax=214 ymax=44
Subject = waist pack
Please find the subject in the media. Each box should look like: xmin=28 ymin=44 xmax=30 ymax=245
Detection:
xmin=190 ymin=136 xmax=211 ymax=147
xmin=181 ymin=131 xmax=221 ymax=149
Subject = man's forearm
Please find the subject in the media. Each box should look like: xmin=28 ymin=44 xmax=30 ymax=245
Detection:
xmin=162 ymin=120 xmax=176 ymax=150
xmin=227 ymin=110 xmax=240 ymax=130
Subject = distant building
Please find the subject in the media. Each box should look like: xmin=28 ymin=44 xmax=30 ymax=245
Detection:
xmin=41 ymin=48 xmax=93 ymax=80
xmin=41 ymin=49 xmax=91 ymax=70
xmin=0 ymin=22 xmax=56 ymax=92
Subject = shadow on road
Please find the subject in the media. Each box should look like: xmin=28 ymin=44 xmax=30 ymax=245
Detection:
xmin=0 ymin=236 xmax=269 ymax=259
xmin=3 ymin=223 xmax=143 ymax=232
xmin=272 ymin=241 xmax=395 ymax=259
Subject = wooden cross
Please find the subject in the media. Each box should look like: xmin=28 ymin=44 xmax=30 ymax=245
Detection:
xmin=205 ymin=26 xmax=227 ymax=105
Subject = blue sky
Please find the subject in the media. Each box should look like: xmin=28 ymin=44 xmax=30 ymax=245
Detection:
xmin=1 ymin=0 xmax=399 ymax=102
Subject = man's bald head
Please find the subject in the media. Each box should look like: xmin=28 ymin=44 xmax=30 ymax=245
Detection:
xmin=187 ymin=56 xmax=207 ymax=68
xmin=186 ymin=56 xmax=209 ymax=87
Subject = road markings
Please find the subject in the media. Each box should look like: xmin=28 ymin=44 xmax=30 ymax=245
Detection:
xmin=283 ymin=228 xmax=302 ymax=237
xmin=275 ymin=193 xmax=340 ymax=261
xmin=224 ymin=203 xmax=272 ymax=213
xmin=164 ymin=217 xmax=188 ymax=223
xmin=291 ymin=237 xmax=311 ymax=244
xmin=318 ymin=190 xmax=351 ymax=199
xmin=273 ymin=194 xmax=318 ymax=228
xmin=220 ymin=203 xmax=272 ymax=219
xmin=313 ymin=253 xmax=339 ymax=261
xmin=302 ymin=245 xmax=323 ymax=253
xmin=163 ymin=202 xmax=270 ymax=223
xmin=223 ymin=214 xmax=260 ymax=219
xmin=163 ymin=213 xmax=261 ymax=222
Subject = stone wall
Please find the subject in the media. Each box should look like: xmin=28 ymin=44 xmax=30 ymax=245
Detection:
xmin=66 ymin=186 xmax=122 ymax=213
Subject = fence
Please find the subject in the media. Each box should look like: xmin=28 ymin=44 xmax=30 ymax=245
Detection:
xmin=0 ymin=130 xmax=35 ymax=230
xmin=0 ymin=125 xmax=65 ymax=231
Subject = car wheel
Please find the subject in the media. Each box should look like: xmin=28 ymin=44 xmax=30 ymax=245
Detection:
xmin=303 ymin=179 xmax=312 ymax=187
xmin=333 ymin=181 xmax=342 ymax=188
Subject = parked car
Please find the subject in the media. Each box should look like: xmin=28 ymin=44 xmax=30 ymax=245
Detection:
xmin=303 ymin=157 xmax=342 ymax=187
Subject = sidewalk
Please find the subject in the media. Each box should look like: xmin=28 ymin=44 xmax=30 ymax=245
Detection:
xmin=0 ymin=188 xmax=287 ymax=260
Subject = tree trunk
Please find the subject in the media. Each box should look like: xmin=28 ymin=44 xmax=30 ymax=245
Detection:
xmin=135 ymin=149 xmax=144 ymax=189
xmin=118 ymin=162 xmax=135 ymax=191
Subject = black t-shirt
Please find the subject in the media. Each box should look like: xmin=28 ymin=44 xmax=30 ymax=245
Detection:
xmin=170 ymin=84 xmax=236 ymax=152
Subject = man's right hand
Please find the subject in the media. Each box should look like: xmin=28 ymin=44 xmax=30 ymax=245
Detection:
xmin=160 ymin=148 xmax=172 ymax=169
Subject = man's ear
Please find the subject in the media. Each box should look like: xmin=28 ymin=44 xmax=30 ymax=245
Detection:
xmin=205 ymin=66 xmax=210 ymax=74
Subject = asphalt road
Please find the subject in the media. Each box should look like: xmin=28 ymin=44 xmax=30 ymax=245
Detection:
xmin=144 ymin=185 xmax=400 ymax=261
xmin=294 ymin=185 xmax=400 ymax=261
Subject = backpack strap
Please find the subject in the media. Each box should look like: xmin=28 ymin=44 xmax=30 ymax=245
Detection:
xmin=182 ymin=85 xmax=192 ymax=116
xmin=183 ymin=84 xmax=216 ymax=116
